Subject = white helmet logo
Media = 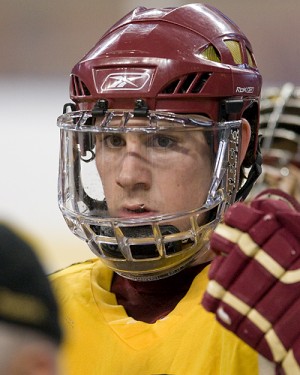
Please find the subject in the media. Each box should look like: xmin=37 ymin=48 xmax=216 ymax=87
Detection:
xmin=101 ymin=72 xmax=150 ymax=91
xmin=236 ymin=86 xmax=254 ymax=94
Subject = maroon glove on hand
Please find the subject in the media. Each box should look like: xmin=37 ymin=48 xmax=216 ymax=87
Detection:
xmin=202 ymin=189 xmax=300 ymax=375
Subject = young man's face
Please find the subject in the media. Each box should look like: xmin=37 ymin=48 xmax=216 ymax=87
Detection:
xmin=95 ymin=119 xmax=213 ymax=231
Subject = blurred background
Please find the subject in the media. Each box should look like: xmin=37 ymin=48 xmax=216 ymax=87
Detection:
xmin=1 ymin=0 xmax=299 ymax=272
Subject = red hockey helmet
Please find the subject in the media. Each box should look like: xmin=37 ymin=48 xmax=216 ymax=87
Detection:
xmin=57 ymin=4 xmax=262 ymax=280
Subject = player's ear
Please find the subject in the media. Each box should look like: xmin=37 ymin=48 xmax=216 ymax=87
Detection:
xmin=240 ymin=118 xmax=251 ymax=165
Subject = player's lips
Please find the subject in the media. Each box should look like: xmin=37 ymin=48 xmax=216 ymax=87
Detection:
xmin=117 ymin=204 xmax=157 ymax=218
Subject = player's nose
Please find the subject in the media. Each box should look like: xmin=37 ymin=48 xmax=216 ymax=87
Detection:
xmin=116 ymin=137 xmax=151 ymax=191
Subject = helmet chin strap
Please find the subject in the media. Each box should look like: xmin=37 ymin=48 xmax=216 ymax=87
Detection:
xmin=236 ymin=148 xmax=263 ymax=201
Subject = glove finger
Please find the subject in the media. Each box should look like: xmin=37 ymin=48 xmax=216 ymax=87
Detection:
xmin=203 ymin=217 xmax=280 ymax=313
xmin=252 ymin=189 xmax=300 ymax=213
xmin=277 ymin=211 xmax=300 ymax=242
xmin=274 ymin=297 xmax=300 ymax=350
xmin=283 ymin=337 xmax=300 ymax=375
xmin=228 ymin=224 xmax=299 ymax=307
xmin=256 ymin=258 xmax=300 ymax=324
xmin=209 ymin=232 xmax=250 ymax=284
xmin=223 ymin=202 xmax=264 ymax=232
xmin=202 ymin=228 xmax=254 ymax=312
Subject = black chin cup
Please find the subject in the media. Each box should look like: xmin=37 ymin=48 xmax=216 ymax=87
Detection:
xmin=92 ymin=225 xmax=182 ymax=259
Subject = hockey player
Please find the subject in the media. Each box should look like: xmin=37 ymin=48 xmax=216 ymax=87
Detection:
xmin=250 ymin=83 xmax=300 ymax=200
xmin=52 ymin=4 xmax=300 ymax=374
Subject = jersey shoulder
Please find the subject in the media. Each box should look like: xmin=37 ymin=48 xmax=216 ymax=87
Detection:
xmin=50 ymin=258 xmax=98 ymax=280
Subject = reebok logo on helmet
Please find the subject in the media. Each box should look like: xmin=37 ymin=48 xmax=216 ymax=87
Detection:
xmin=101 ymin=72 xmax=151 ymax=91
xmin=236 ymin=86 xmax=254 ymax=94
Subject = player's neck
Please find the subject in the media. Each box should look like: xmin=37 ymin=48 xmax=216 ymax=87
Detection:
xmin=111 ymin=264 xmax=208 ymax=323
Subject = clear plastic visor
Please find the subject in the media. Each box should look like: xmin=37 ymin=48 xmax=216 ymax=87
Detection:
xmin=57 ymin=110 xmax=242 ymax=278
xmin=57 ymin=110 xmax=242 ymax=224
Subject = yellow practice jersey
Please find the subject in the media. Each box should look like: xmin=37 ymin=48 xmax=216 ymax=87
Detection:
xmin=51 ymin=260 xmax=259 ymax=375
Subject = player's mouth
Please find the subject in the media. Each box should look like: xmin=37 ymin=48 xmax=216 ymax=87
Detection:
xmin=119 ymin=204 xmax=156 ymax=218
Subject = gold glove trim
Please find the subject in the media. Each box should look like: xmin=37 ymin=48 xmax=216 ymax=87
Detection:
xmin=215 ymin=223 xmax=300 ymax=283
xmin=282 ymin=349 xmax=300 ymax=375
xmin=281 ymin=270 xmax=300 ymax=284
xmin=206 ymin=280 xmax=287 ymax=362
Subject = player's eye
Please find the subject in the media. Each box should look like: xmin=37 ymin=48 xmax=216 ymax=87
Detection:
xmin=103 ymin=134 xmax=125 ymax=148
xmin=148 ymin=134 xmax=177 ymax=149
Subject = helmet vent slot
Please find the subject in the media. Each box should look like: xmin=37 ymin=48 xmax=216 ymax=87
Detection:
xmin=70 ymin=74 xmax=91 ymax=97
xmin=178 ymin=73 xmax=197 ymax=93
xmin=246 ymin=48 xmax=256 ymax=68
xmin=200 ymin=45 xmax=221 ymax=63
xmin=162 ymin=79 xmax=180 ymax=94
xmin=191 ymin=72 xmax=212 ymax=93
xmin=161 ymin=72 xmax=212 ymax=94
xmin=224 ymin=40 xmax=242 ymax=64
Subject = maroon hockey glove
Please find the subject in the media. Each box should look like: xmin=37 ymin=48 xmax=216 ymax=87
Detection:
xmin=202 ymin=189 xmax=300 ymax=375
